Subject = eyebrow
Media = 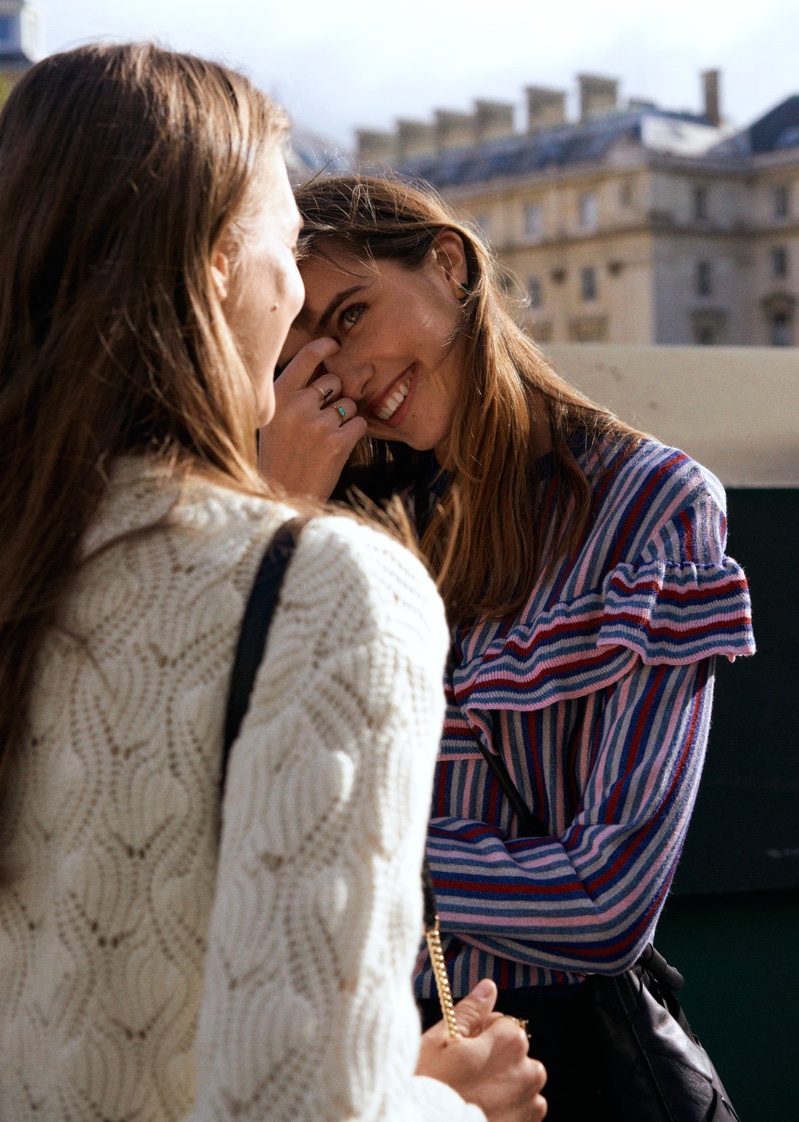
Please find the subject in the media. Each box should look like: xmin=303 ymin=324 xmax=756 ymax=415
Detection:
xmin=296 ymin=283 xmax=367 ymax=335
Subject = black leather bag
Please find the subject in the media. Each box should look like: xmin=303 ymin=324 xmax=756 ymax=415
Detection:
xmin=588 ymin=944 xmax=739 ymax=1121
xmin=464 ymin=724 xmax=740 ymax=1122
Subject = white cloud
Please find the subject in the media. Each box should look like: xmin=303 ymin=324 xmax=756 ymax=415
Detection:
xmin=40 ymin=0 xmax=799 ymax=144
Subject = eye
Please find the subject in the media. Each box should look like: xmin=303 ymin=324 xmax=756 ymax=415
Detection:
xmin=340 ymin=303 xmax=366 ymax=332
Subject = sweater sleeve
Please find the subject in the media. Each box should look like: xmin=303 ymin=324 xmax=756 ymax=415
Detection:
xmin=428 ymin=656 xmax=714 ymax=974
xmin=188 ymin=518 xmax=484 ymax=1122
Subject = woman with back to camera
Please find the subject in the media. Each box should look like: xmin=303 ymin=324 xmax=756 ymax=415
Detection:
xmin=262 ymin=175 xmax=757 ymax=1121
xmin=0 ymin=45 xmax=547 ymax=1122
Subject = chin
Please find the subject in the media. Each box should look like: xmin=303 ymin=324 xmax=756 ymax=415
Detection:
xmin=256 ymin=399 xmax=276 ymax=429
xmin=253 ymin=380 xmax=276 ymax=428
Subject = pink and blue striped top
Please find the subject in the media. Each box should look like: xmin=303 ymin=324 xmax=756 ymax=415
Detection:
xmin=414 ymin=434 xmax=755 ymax=998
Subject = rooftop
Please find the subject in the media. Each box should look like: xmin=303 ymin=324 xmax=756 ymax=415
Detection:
xmin=357 ymin=72 xmax=799 ymax=190
xmin=400 ymin=107 xmax=721 ymax=190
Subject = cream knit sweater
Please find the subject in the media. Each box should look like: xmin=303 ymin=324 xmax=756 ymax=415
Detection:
xmin=0 ymin=459 xmax=485 ymax=1122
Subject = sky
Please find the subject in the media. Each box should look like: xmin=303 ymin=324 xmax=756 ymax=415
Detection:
xmin=40 ymin=0 xmax=799 ymax=149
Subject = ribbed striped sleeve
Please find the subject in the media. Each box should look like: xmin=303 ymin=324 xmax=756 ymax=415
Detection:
xmin=414 ymin=437 xmax=755 ymax=998
xmin=425 ymin=657 xmax=713 ymax=982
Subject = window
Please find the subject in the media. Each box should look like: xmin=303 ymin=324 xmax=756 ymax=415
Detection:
xmin=578 ymin=193 xmax=598 ymax=230
xmin=774 ymin=185 xmax=790 ymax=219
xmin=692 ymin=309 xmax=726 ymax=344
xmin=568 ymin=315 xmax=607 ymax=342
xmin=619 ymin=180 xmax=634 ymax=208
xmin=0 ymin=16 xmax=14 ymax=42
xmin=771 ymin=312 xmax=792 ymax=346
xmin=772 ymin=246 xmax=789 ymax=279
xmin=695 ymin=325 xmax=716 ymax=345
xmin=695 ymin=260 xmax=712 ymax=297
xmin=524 ymin=203 xmax=542 ymax=241
xmin=527 ymin=275 xmax=543 ymax=308
xmin=581 ymin=266 xmax=597 ymax=302
xmin=693 ymin=186 xmax=709 ymax=221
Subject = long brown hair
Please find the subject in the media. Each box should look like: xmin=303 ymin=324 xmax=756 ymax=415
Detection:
xmin=0 ymin=43 xmax=288 ymax=790
xmin=294 ymin=176 xmax=639 ymax=622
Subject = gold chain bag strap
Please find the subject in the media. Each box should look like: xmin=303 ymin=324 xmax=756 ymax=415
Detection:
xmin=422 ymin=858 xmax=461 ymax=1039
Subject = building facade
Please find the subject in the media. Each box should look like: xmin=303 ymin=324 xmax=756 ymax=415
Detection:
xmin=357 ymin=74 xmax=799 ymax=347
xmin=0 ymin=0 xmax=41 ymax=104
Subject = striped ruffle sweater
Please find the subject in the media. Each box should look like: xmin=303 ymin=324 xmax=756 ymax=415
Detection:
xmin=415 ymin=435 xmax=755 ymax=998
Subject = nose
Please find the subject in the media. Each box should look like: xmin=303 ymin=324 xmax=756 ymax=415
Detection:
xmin=323 ymin=347 xmax=373 ymax=403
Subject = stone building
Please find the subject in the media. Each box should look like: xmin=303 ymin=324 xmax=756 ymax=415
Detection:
xmin=357 ymin=73 xmax=799 ymax=347
xmin=0 ymin=0 xmax=41 ymax=105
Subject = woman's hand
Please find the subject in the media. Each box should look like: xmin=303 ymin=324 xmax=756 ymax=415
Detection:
xmin=259 ymin=337 xmax=367 ymax=501
xmin=417 ymin=979 xmax=547 ymax=1122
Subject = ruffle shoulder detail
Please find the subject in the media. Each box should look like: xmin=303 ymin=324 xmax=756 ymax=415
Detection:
xmin=451 ymin=446 xmax=755 ymax=714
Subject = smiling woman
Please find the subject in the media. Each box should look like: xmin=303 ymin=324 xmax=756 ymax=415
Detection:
xmin=261 ymin=174 xmax=756 ymax=1122
xmin=283 ymin=237 xmax=467 ymax=455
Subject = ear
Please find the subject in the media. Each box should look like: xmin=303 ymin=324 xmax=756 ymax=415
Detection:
xmin=432 ymin=229 xmax=468 ymax=293
xmin=210 ymin=244 xmax=231 ymax=303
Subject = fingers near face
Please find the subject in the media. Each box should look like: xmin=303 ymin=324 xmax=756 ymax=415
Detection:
xmin=280 ymin=242 xmax=468 ymax=462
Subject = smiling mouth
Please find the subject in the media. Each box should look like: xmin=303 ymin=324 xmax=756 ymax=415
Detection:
xmin=374 ymin=372 xmax=412 ymax=421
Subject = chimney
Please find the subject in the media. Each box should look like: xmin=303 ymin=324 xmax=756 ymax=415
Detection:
xmin=474 ymin=99 xmax=515 ymax=143
xmin=356 ymin=128 xmax=397 ymax=168
xmin=578 ymin=74 xmax=619 ymax=122
xmin=435 ymin=109 xmax=476 ymax=152
xmin=702 ymin=69 xmax=721 ymax=127
xmin=526 ymin=86 xmax=567 ymax=133
xmin=397 ymin=119 xmax=436 ymax=162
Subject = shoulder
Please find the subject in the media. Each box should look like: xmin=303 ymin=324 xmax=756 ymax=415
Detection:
xmin=169 ymin=464 xmax=445 ymax=622
xmin=585 ymin=434 xmax=728 ymax=566
xmin=454 ymin=435 xmax=753 ymax=700
xmin=84 ymin=459 xmax=447 ymax=656
xmin=276 ymin=513 xmax=449 ymax=671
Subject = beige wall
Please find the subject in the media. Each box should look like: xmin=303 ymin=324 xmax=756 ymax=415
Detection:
xmin=543 ymin=343 xmax=799 ymax=487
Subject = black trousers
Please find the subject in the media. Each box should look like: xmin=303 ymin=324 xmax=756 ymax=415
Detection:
xmin=418 ymin=982 xmax=614 ymax=1122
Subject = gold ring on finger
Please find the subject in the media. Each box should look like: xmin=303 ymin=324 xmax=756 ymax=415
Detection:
xmin=505 ymin=1016 xmax=530 ymax=1036
xmin=314 ymin=384 xmax=334 ymax=405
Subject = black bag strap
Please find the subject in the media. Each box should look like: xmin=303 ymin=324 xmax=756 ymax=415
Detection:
xmin=468 ymin=731 xmax=545 ymax=838
xmin=220 ymin=513 xmax=442 ymax=947
xmin=221 ymin=515 xmax=308 ymax=791
xmin=446 ymin=650 xmax=545 ymax=838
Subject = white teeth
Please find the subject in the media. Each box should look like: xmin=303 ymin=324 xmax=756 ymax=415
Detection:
xmin=375 ymin=380 xmax=410 ymax=421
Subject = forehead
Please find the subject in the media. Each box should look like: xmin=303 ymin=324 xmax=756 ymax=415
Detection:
xmin=299 ymin=248 xmax=374 ymax=301
xmin=253 ymin=151 xmax=300 ymax=232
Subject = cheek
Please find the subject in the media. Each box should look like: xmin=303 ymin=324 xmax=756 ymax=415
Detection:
xmin=284 ymin=260 xmax=305 ymax=320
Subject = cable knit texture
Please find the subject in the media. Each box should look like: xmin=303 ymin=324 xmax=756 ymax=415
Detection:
xmin=0 ymin=458 xmax=484 ymax=1122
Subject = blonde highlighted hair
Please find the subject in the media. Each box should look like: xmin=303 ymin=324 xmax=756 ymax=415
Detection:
xmin=0 ymin=42 xmax=288 ymax=793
